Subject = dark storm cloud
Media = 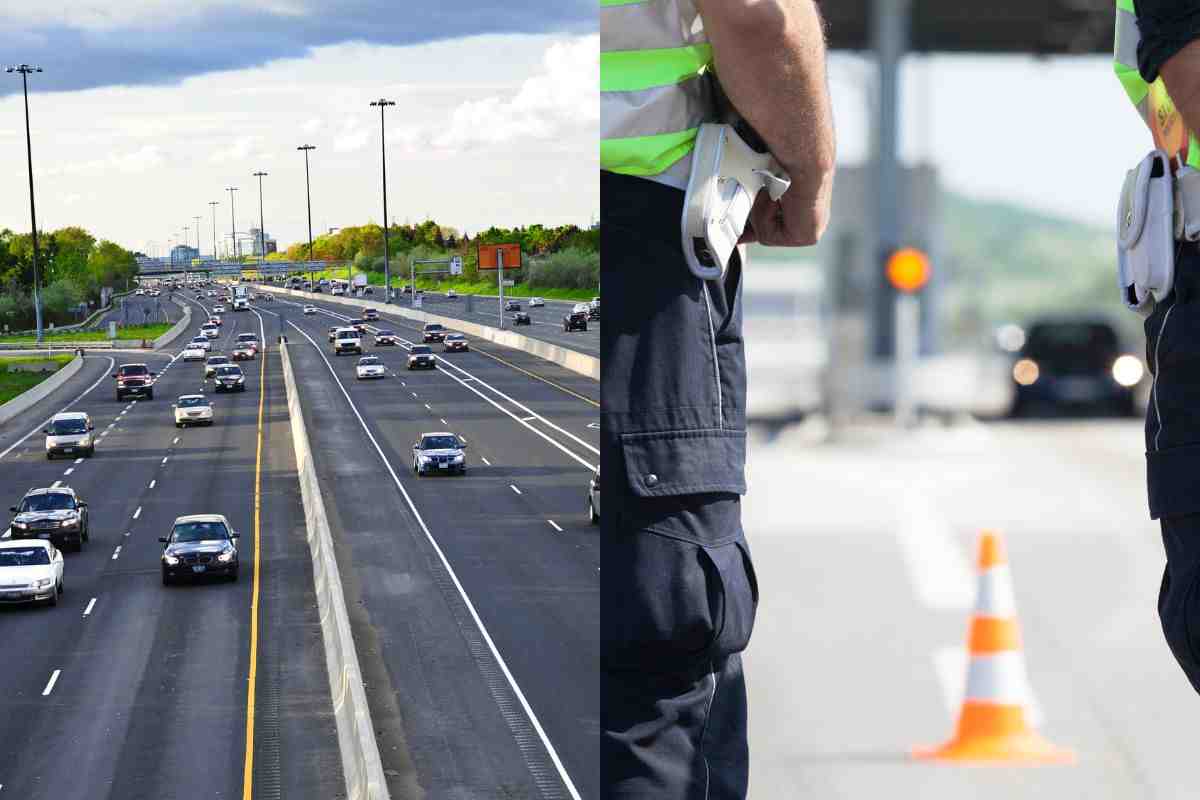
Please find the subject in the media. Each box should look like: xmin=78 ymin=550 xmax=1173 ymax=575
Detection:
xmin=0 ymin=2 xmax=594 ymax=97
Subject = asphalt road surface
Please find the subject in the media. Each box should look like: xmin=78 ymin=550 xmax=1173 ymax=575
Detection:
xmin=0 ymin=305 xmax=343 ymax=799
xmin=742 ymin=416 xmax=1194 ymax=799
xmin=95 ymin=293 xmax=181 ymax=329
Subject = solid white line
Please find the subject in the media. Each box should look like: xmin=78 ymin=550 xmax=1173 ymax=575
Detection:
xmin=82 ymin=597 xmax=96 ymax=617
xmin=74 ymin=457 xmax=84 ymax=464
xmin=148 ymin=479 xmax=156 ymax=489
xmin=510 ymin=484 xmax=522 ymax=495
xmin=42 ymin=670 xmax=61 ymax=696
xmin=63 ymin=468 xmax=73 ymax=476
xmin=284 ymin=320 xmax=582 ymax=799
xmin=132 ymin=507 xmax=141 ymax=520
xmin=111 ymin=546 xmax=121 ymax=560
xmin=0 ymin=356 xmax=116 ymax=463
xmin=481 ymin=456 xmax=491 ymax=466
xmin=548 ymin=520 xmax=563 ymax=532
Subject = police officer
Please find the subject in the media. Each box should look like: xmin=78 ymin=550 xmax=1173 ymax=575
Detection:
xmin=600 ymin=1 xmax=835 ymax=797
xmin=1115 ymin=0 xmax=1200 ymax=695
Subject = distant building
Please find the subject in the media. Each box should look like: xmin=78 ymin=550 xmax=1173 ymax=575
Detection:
xmin=247 ymin=228 xmax=278 ymax=257
xmin=170 ymin=245 xmax=199 ymax=266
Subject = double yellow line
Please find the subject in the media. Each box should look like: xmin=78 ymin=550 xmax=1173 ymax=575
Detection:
xmin=242 ymin=337 xmax=267 ymax=799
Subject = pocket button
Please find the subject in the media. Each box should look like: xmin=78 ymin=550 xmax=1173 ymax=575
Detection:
xmin=644 ymin=473 xmax=659 ymax=488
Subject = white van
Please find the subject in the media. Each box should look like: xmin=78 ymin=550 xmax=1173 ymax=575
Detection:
xmin=44 ymin=412 xmax=94 ymax=459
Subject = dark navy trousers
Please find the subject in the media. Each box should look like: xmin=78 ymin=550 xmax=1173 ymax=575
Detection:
xmin=601 ymin=170 xmax=759 ymax=799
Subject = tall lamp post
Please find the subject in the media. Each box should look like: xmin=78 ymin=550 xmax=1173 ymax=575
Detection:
xmin=7 ymin=64 xmax=44 ymax=343
xmin=193 ymin=215 xmax=202 ymax=259
xmin=370 ymin=99 xmax=395 ymax=302
xmin=298 ymin=145 xmax=316 ymax=270
xmin=253 ymin=171 xmax=268 ymax=271
xmin=208 ymin=201 xmax=219 ymax=261
xmin=227 ymin=187 xmax=239 ymax=261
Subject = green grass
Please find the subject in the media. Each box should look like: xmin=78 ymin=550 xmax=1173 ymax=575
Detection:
xmin=0 ymin=323 xmax=172 ymax=345
xmin=295 ymin=270 xmax=597 ymax=302
xmin=0 ymin=355 xmax=73 ymax=405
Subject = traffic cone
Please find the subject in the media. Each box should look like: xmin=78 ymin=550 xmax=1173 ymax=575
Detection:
xmin=913 ymin=530 xmax=1075 ymax=764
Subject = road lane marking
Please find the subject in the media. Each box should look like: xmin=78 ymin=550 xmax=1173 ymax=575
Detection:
xmin=0 ymin=356 xmax=115 ymax=463
xmin=173 ymin=437 xmax=180 ymax=445
xmin=63 ymin=468 xmax=73 ymax=476
xmin=42 ymin=670 xmax=61 ymax=696
xmin=82 ymin=598 xmax=96 ymax=617
xmin=51 ymin=481 xmax=61 ymax=488
xmin=895 ymin=490 xmax=974 ymax=611
xmin=481 ymin=456 xmax=491 ymax=466
xmin=162 ymin=457 xmax=169 ymax=465
xmin=521 ymin=415 xmax=536 ymax=422
xmin=440 ymin=418 xmax=448 ymax=425
xmin=411 ymin=392 xmax=418 ymax=398
xmin=149 ymin=480 xmax=156 ymax=489
xmin=74 ymin=457 xmax=84 ymax=464
xmin=111 ymin=546 xmax=121 ymax=560
xmin=243 ymin=306 xmax=268 ymax=800
xmin=132 ymin=507 xmax=141 ymax=520
xmin=424 ymin=403 xmax=431 ymax=410
xmin=510 ymin=484 xmax=522 ymax=495
xmin=548 ymin=520 xmax=563 ymax=532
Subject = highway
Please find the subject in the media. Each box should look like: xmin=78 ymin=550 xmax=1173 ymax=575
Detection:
xmin=264 ymin=290 xmax=600 ymax=798
xmin=0 ymin=304 xmax=343 ymax=799
xmin=742 ymin=416 xmax=1194 ymax=799
xmin=95 ymin=293 xmax=180 ymax=328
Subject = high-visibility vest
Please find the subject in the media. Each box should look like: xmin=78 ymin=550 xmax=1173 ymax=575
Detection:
xmin=600 ymin=0 xmax=716 ymax=188
xmin=1114 ymin=0 xmax=1200 ymax=168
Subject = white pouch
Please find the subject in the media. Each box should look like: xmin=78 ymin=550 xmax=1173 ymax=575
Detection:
xmin=1118 ymin=149 xmax=1175 ymax=316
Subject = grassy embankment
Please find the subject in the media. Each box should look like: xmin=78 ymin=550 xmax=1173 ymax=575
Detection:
xmin=0 ymin=323 xmax=173 ymax=346
xmin=297 ymin=270 xmax=596 ymax=302
xmin=0 ymin=354 xmax=74 ymax=404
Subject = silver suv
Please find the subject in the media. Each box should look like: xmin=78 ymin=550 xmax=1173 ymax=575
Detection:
xmin=412 ymin=432 xmax=467 ymax=476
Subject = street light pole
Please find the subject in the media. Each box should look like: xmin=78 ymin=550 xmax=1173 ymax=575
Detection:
xmin=209 ymin=201 xmax=219 ymax=261
xmin=298 ymin=145 xmax=316 ymax=271
xmin=8 ymin=64 xmax=44 ymax=343
xmin=193 ymin=215 xmax=201 ymax=256
xmin=253 ymin=172 xmax=268 ymax=272
xmin=370 ymin=98 xmax=395 ymax=303
xmin=227 ymin=187 xmax=239 ymax=262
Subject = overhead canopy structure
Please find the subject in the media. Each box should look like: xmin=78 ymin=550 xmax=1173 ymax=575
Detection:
xmin=820 ymin=0 xmax=1114 ymax=55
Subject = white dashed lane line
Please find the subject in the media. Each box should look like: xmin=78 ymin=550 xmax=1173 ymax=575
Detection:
xmin=63 ymin=468 xmax=73 ymax=476
xmin=50 ymin=481 xmax=61 ymax=489
xmin=111 ymin=546 xmax=121 ymax=560
xmin=411 ymin=392 xmax=418 ymax=398
xmin=132 ymin=507 xmax=142 ymax=520
xmin=42 ymin=670 xmax=61 ymax=697
xmin=82 ymin=598 xmax=96 ymax=617
xmin=73 ymin=458 xmax=83 ymax=465
xmin=481 ymin=456 xmax=491 ymax=466
xmin=548 ymin=520 xmax=563 ymax=533
xmin=510 ymin=484 xmax=522 ymax=496
xmin=161 ymin=457 xmax=168 ymax=465
xmin=148 ymin=480 xmax=156 ymax=489
xmin=173 ymin=437 xmax=179 ymax=445
xmin=440 ymin=418 xmax=448 ymax=425
xmin=424 ymin=404 xmax=431 ymax=411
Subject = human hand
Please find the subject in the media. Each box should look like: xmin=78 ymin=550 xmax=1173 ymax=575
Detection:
xmin=739 ymin=169 xmax=833 ymax=247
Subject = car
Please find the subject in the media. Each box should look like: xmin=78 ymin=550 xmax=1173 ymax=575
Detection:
xmin=231 ymin=344 xmax=256 ymax=361
xmin=212 ymin=364 xmax=246 ymax=392
xmin=407 ymin=345 xmax=436 ymax=370
xmin=201 ymin=324 xmax=220 ymax=340
xmin=375 ymin=329 xmax=398 ymax=346
xmin=43 ymin=412 xmax=94 ymax=459
xmin=249 ymin=293 xmax=257 ymax=301
xmin=303 ymin=305 xmax=317 ymax=315
xmin=174 ymin=394 xmax=214 ymax=427
xmin=443 ymin=333 xmax=469 ymax=352
xmin=331 ymin=284 xmax=346 ymax=297
xmin=511 ymin=312 xmax=531 ymax=326
xmin=334 ymin=327 xmax=363 ymax=356
xmin=355 ymin=355 xmax=387 ymax=380
xmin=160 ymin=514 xmax=240 ymax=584
xmin=504 ymin=300 xmax=521 ymax=312
xmin=412 ymin=432 xmax=467 ymax=476
xmin=446 ymin=289 xmax=458 ymax=299
xmin=1010 ymin=317 xmax=1143 ymax=417
xmin=236 ymin=332 xmax=260 ymax=353
xmin=181 ymin=344 xmax=207 ymax=362
xmin=204 ymin=355 xmax=231 ymax=378
xmin=188 ymin=336 xmax=212 ymax=353
xmin=328 ymin=326 xmax=340 ymax=343
xmin=208 ymin=315 xmax=222 ymax=327
xmin=350 ymin=321 xmax=368 ymax=334
xmin=421 ymin=323 xmax=447 ymax=343
xmin=564 ymin=304 xmax=589 ymax=332
xmin=529 ymin=297 xmax=545 ymax=308
xmin=588 ymin=298 xmax=600 ymax=320
xmin=0 ymin=540 xmax=64 ymax=606
xmin=135 ymin=288 xmax=145 ymax=296
xmin=589 ymin=469 xmax=600 ymax=525
xmin=114 ymin=363 xmax=156 ymax=400
xmin=8 ymin=487 xmax=89 ymax=552
xmin=213 ymin=304 xmax=225 ymax=314
xmin=363 ymin=308 xmax=379 ymax=321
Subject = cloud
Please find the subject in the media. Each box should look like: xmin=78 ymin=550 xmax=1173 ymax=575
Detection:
xmin=390 ymin=35 xmax=596 ymax=154
xmin=301 ymin=117 xmax=323 ymax=134
xmin=209 ymin=136 xmax=263 ymax=164
xmin=333 ymin=120 xmax=370 ymax=153
xmin=0 ymin=1 xmax=594 ymax=98
xmin=37 ymin=144 xmax=166 ymax=177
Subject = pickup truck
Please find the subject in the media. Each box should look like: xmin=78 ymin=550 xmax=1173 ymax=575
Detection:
xmin=333 ymin=327 xmax=363 ymax=356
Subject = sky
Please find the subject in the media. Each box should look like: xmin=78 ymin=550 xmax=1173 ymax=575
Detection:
xmin=0 ymin=1 xmax=596 ymax=256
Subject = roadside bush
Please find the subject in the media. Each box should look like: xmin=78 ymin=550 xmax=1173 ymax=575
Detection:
xmin=526 ymin=248 xmax=599 ymax=291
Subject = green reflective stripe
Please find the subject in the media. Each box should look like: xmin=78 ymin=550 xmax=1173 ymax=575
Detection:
xmin=600 ymin=127 xmax=698 ymax=176
xmin=1116 ymin=62 xmax=1149 ymax=104
xmin=1188 ymin=133 xmax=1200 ymax=169
xmin=600 ymin=0 xmax=646 ymax=5
xmin=1116 ymin=0 xmax=1135 ymax=13
xmin=600 ymin=45 xmax=712 ymax=93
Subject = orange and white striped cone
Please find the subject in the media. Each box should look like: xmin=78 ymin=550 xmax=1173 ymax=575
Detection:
xmin=913 ymin=530 xmax=1075 ymax=764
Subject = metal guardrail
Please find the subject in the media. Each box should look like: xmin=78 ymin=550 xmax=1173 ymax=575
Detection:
xmin=0 ymin=342 xmax=114 ymax=350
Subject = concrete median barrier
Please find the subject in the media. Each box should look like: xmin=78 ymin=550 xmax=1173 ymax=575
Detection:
xmin=0 ymin=355 xmax=83 ymax=428
xmin=279 ymin=341 xmax=390 ymax=800
xmin=259 ymin=286 xmax=599 ymax=381
xmin=152 ymin=300 xmax=192 ymax=350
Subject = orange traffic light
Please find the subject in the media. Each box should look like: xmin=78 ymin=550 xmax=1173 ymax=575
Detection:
xmin=886 ymin=247 xmax=931 ymax=294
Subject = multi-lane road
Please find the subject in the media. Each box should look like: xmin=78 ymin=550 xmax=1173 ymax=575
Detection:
xmin=0 ymin=287 xmax=599 ymax=799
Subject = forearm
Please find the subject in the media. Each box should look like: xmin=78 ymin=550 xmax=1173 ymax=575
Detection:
xmin=697 ymin=0 xmax=836 ymax=186
xmin=1160 ymin=39 xmax=1200 ymax=140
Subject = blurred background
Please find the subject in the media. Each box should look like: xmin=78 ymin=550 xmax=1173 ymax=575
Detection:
xmin=742 ymin=2 xmax=1194 ymax=797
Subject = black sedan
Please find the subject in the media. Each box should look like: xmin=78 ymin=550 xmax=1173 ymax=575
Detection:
xmin=212 ymin=364 xmax=247 ymax=392
xmin=160 ymin=514 xmax=240 ymax=584
xmin=511 ymin=312 xmax=532 ymax=326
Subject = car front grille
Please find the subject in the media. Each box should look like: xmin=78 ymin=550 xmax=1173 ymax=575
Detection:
xmin=180 ymin=553 xmax=215 ymax=565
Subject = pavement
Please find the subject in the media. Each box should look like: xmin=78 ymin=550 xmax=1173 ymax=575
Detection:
xmin=94 ymin=293 xmax=181 ymax=329
xmin=741 ymin=414 xmax=1193 ymax=799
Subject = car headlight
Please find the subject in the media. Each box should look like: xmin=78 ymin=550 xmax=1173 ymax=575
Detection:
xmin=418 ymin=454 xmax=431 ymax=462
xmin=453 ymin=455 xmax=464 ymax=463
xmin=33 ymin=578 xmax=52 ymax=589
xmin=1112 ymin=354 xmax=1144 ymax=387
xmin=1012 ymin=358 xmax=1039 ymax=386
xmin=59 ymin=517 xmax=77 ymax=528
xmin=217 ymin=550 xmax=235 ymax=563
xmin=236 ymin=377 xmax=245 ymax=384
xmin=164 ymin=554 xmax=180 ymax=565
xmin=12 ymin=521 xmax=28 ymax=530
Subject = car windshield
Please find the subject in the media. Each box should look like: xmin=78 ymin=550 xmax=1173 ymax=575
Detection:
xmin=446 ymin=335 xmax=464 ymax=341
xmin=49 ymin=417 xmax=87 ymax=435
xmin=215 ymin=366 xmax=242 ymax=377
xmin=238 ymin=334 xmax=257 ymax=342
xmin=118 ymin=365 xmax=148 ymax=377
xmin=359 ymin=357 xmax=380 ymax=366
xmin=411 ymin=346 xmax=432 ymax=355
xmin=425 ymin=324 xmax=443 ymax=331
xmin=1025 ymin=323 xmax=1120 ymax=371
xmin=337 ymin=330 xmax=358 ymax=339
xmin=207 ymin=357 xmax=228 ymax=365
xmin=0 ymin=547 xmax=50 ymax=567
xmin=574 ymin=304 xmax=589 ymax=313
xmin=178 ymin=396 xmax=209 ymax=408
xmin=421 ymin=435 xmax=460 ymax=450
xmin=20 ymin=493 xmax=74 ymax=512
xmin=377 ymin=330 xmax=394 ymax=336
xmin=171 ymin=521 xmax=229 ymax=542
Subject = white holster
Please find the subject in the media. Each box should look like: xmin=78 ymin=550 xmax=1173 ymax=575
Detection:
xmin=1118 ymin=150 xmax=1176 ymax=316
xmin=681 ymin=123 xmax=791 ymax=280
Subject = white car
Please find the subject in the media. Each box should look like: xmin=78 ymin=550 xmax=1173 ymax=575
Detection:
xmin=135 ymin=288 xmax=145 ymax=296
xmin=0 ymin=540 xmax=64 ymax=607
xmin=201 ymin=324 xmax=220 ymax=340
xmin=355 ymin=356 xmax=387 ymax=380
xmin=181 ymin=345 xmax=206 ymax=362
xmin=529 ymin=297 xmax=545 ymax=307
xmin=44 ymin=411 xmax=94 ymax=459
xmin=188 ymin=336 xmax=212 ymax=352
xmin=446 ymin=289 xmax=458 ymax=299
xmin=334 ymin=327 xmax=363 ymax=356
xmin=303 ymin=305 xmax=317 ymax=315
xmin=174 ymin=394 xmax=213 ymax=427
xmin=213 ymin=304 xmax=225 ymax=314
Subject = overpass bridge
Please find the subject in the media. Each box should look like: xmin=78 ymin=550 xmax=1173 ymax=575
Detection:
xmin=136 ymin=260 xmax=345 ymax=278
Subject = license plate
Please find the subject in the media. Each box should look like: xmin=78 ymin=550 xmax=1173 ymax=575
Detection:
xmin=1059 ymin=378 xmax=1101 ymax=402
xmin=192 ymin=565 xmax=206 ymax=573
xmin=38 ymin=533 xmax=51 ymax=539
xmin=63 ymin=447 xmax=74 ymax=453
xmin=439 ymin=462 xmax=448 ymax=469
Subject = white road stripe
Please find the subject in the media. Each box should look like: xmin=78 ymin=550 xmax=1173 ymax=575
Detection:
xmin=894 ymin=490 xmax=975 ymax=611
xmin=548 ymin=520 xmax=563 ymax=532
xmin=132 ymin=507 xmax=142 ymax=520
xmin=424 ymin=403 xmax=431 ymax=410
xmin=111 ymin=546 xmax=121 ymax=560
xmin=411 ymin=392 xmax=418 ymax=398
xmin=440 ymin=418 xmax=448 ymax=425
xmin=510 ymin=484 xmax=522 ymax=495
xmin=82 ymin=598 xmax=96 ymax=617
xmin=73 ymin=458 xmax=83 ymax=464
xmin=481 ymin=456 xmax=491 ymax=466
xmin=63 ymin=468 xmax=73 ymax=476
xmin=148 ymin=479 xmax=156 ymax=489
xmin=42 ymin=670 xmax=61 ymax=696
xmin=161 ymin=457 xmax=169 ymax=465
xmin=521 ymin=415 xmax=536 ymax=422
xmin=50 ymin=481 xmax=61 ymax=489
xmin=173 ymin=437 xmax=180 ymax=445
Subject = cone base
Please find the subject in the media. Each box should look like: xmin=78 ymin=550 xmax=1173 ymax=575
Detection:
xmin=913 ymin=731 xmax=1076 ymax=765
